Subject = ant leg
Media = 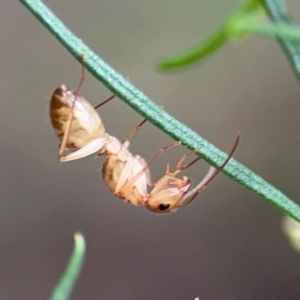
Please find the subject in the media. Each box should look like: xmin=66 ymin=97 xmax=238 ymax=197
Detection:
xmin=180 ymin=133 xmax=241 ymax=207
xmin=113 ymin=119 xmax=148 ymax=160
xmin=59 ymin=53 xmax=86 ymax=158
xmin=94 ymin=94 xmax=116 ymax=110
xmin=117 ymin=142 xmax=180 ymax=195
xmin=171 ymin=150 xmax=201 ymax=173
xmin=73 ymin=53 xmax=86 ymax=99
xmin=124 ymin=119 xmax=147 ymax=142
xmin=60 ymin=137 xmax=108 ymax=162
xmin=115 ymin=156 xmax=135 ymax=194
xmin=180 ymin=157 xmax=202 ymax=171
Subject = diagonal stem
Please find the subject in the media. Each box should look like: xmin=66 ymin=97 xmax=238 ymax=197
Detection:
xmin=20 ymin=0 xmax=300 ymax=222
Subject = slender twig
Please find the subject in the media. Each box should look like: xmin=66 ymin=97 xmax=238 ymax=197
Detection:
xmin=20 ymin=0 xmax=300 ymax=222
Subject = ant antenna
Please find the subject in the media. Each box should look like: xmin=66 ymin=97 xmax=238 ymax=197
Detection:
xmin=181 ymin=133 xmax=241 ymax=207
xmin=170 ymin=150 xmax=202 ymax=174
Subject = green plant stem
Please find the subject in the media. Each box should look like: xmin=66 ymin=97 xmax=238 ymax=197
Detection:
xmin=20 ymin=0 xmax=300 ymax=222
xmin=49 ymin=233 xmax=86 ymax=300
xmin=262 ymin=0 xmax=300 ymax=82
xmin=232 ymin=18 xmax=300 ymax=39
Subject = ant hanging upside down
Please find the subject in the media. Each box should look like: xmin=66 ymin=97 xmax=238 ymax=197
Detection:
xmin=49 ymin=54 xmax=240 ymax=214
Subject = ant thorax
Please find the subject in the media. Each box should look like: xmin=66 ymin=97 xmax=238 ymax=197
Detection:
xmin=102 ymin=140 xmax=151 ymax=206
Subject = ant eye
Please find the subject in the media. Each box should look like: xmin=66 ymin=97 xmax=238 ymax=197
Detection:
xmin=158 ymin=203 xmax=170 ymax=211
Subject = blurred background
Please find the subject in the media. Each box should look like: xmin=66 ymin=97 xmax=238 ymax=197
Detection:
xmin=1 ymin=0 xmax=300 ymax=299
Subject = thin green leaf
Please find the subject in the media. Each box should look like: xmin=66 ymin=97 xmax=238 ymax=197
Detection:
xmin=262 ymin=0 xmax=300 ymax=82
xmin=158 ymin=0 xmax=300 ymax=76
xmin=20 ymin=0 xmax=300 ymax=222
xmin=49 ymin=233 xmax=86 ymax=300
xmin=158 ymin=0 xmax=263 ymax=71
xmin=158 ymin=27 xmax=228 ymax=71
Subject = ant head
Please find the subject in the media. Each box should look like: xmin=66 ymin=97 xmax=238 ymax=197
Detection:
xmin=146 ymin=176 xmax=191 ymax=214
